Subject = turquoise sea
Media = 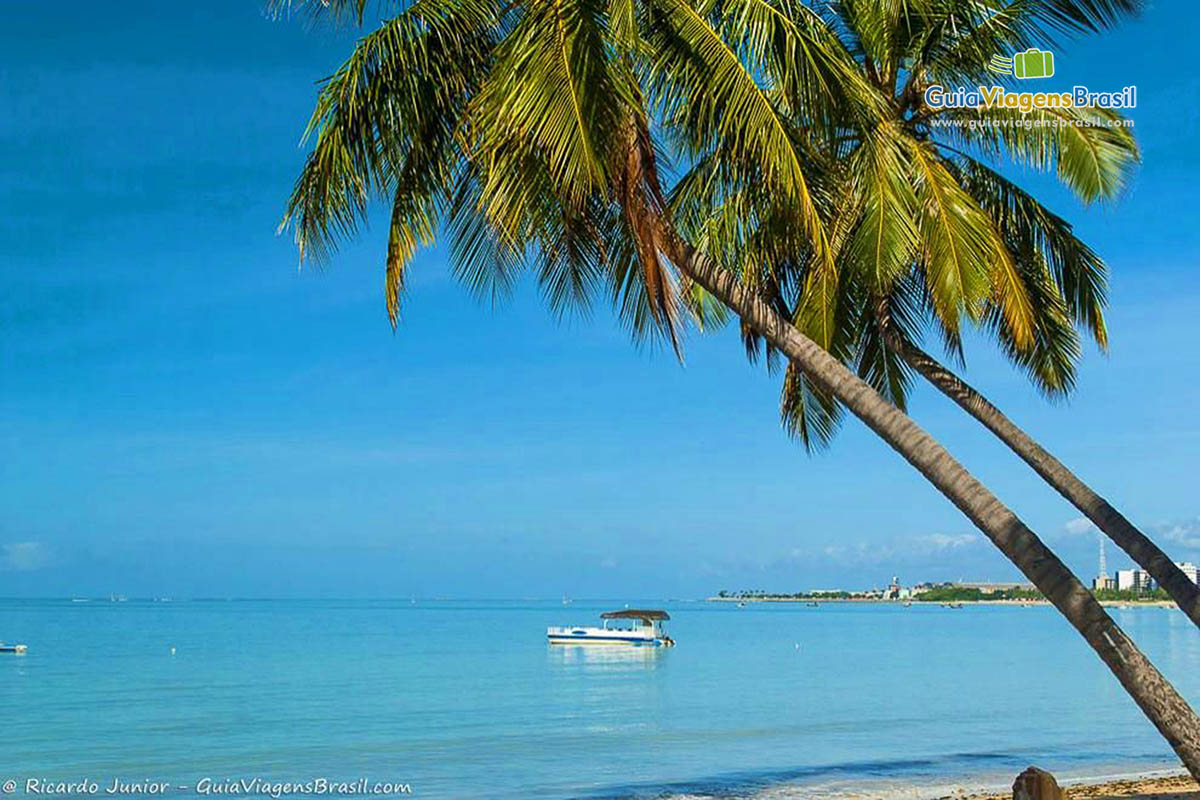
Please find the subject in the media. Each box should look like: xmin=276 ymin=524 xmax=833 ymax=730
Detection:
xmin=2 ymin=599 xmax=1198 ymax=800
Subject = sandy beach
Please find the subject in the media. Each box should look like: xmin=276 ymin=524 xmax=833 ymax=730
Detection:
xmin=707 ymin=597 xmax=1178 ymax=609
xmin=960 ymin=774 xmax=1199 ymax=800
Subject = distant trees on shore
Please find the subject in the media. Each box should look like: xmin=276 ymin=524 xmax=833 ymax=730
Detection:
xmin=716 ymin=585 xmax=1172 ymax=604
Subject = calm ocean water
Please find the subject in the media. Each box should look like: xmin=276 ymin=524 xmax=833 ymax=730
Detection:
xmin=1 ymin=599 xmax=1197 ymax=800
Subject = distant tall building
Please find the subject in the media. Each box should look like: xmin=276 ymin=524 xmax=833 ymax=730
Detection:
xmin=1116 ymin=569 xmax=1154 ymax=593
xmin=1116 ymin=569 xmax=1135 ymax=591
xmin=1093 ymin=536 xmax=1112 ymax=591
xmin=1176 ymin=562 xmax=1200 ymax=585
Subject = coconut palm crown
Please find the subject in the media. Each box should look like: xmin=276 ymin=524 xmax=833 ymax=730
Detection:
xmin=279 ymin=0 xmax=1139 ymax=429
xmin=665 ymin=1 xmax=1140 ymax=447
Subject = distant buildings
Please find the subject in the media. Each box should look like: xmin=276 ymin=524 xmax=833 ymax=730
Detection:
xmin=951 ymin=581 xmax=1035 ymax=593
xmin=715 ymin=562 xmax=1200 ymax=603
xmin=1092 ymin=533 xmax=1200 ymax=594
xmin=907 ymin=581 xmax=1034 ymax=595
xmin=1116 ymin=569 xmax=1154 ymax=593
xmin=907 ymin=581 xmax=1036 ymax=599
xmin=1096 ymin=562 xmax=1198 ymax=594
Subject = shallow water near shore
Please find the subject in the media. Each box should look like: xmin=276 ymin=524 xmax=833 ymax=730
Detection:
xmin=2 ymin=599 xmax=1197 ymax=800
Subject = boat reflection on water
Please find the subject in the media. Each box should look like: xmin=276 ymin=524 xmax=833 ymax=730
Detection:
xmin=546 ymin=642 xmax=666 ymax=669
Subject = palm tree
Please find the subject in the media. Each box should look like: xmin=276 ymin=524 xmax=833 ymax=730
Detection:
xmin=276 ymin=0 xmax=1200 ymax=776
xmin=667 ymin=0 xmax=1200 ymax=627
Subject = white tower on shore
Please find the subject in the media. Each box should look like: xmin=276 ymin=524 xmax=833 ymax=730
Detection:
xmin=1093 ymin=533 xmax=1113 ymax=591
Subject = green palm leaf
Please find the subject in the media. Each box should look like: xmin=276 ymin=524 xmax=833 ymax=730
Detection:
xmin=935 ymin=105 xmax=1140 ymax=203
xmin=906 ymin=140 xmax=1033 ymax=348
xmin=642 ymin=0 xmax=832 ymax=263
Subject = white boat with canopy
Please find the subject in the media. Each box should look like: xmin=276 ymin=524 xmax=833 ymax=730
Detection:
xmin=547 ymin=609 xmax=675 ymax=647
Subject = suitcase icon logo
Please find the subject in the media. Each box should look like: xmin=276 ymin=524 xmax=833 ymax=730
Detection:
xmin=988 ymin=48 xmax=1055 ymax=79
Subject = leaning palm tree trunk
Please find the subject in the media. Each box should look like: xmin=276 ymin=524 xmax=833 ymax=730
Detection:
xmin=644 ymin=217 xmax=1200 ymax=779
xmin=871 ymin=307 xmax=1200 ymax=629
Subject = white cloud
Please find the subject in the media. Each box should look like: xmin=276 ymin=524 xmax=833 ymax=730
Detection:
xmin=917 ymin=533 xmax=977 ymax=551
xmin=1055 ymin=517 xmax=1200 ymax=551
xmin=1156 ymin=520 xmax=1200 ymax=551
xmin=822 ymin=545 xmax=845 ymax=559
xmin=802 ymin=532 xmax=980 ymax=567
xmin=1063 ymin=517 xmax=1098 ymax=536
xmin=1 ymin=541 xmax=53 ymax=572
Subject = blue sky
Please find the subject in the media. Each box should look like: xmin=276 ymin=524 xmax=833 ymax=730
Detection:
xmin=2 ymin=1 xmax=1199 ymax=598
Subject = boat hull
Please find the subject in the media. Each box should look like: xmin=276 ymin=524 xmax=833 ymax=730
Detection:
xmin=547 ymin=634 xmax=665 ymax=646
xmin=546 ymin=625 xmax=672 ymax=646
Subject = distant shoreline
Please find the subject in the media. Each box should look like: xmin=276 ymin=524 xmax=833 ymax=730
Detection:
xmin=706 ymin=596 xmax=1177 ymax=608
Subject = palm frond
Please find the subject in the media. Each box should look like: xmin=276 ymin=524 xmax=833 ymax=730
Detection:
xmin=984 ymin=250 xmax=1081 ymax=396
xmin=268 ymin=0 xmax=400 ymax=25
xmin=280 ymin=0 xmax=495 ymax=267
xmin=717 ymin=0 xmax=886 ymax=127
xmin=956 ymin=156 xmax=1109 ymax=348
xmin=472 ymin=0 xmax=621 ymax=211
xmin=855 ymin=277 xmax=921 ymax=410
xmin=906 ymin=139 xmax=1032 ymax=348
xmin=780 ymin=361 xmax=844 ymax=452
xmin=845 ymin=122 xmax=920 ymax=290
xmin=445 ymin=165 xmax=528 ymax=307
xmin=642 ymin=0 xmax=832 ymax=264
xmin=933 ymin=105 xmax=1140 ymax=203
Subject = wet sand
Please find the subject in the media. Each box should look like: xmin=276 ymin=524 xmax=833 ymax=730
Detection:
xmin=708 ymin=597 xmax=1176 ymax=608
xmin=961 ymin=774 xmax=1199 ymax=800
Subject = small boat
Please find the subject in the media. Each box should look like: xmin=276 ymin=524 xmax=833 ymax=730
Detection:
xmin=0 ymin=643 xmax=27 ymax=654
xmin=806 ymin=601 xmax=819 ymax=607
xmin=548 ymin=609 xmax=675 ymax=647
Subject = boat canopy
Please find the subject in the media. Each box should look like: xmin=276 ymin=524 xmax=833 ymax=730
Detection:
xmin=601 ymin=609 xmax=670 ymax=621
